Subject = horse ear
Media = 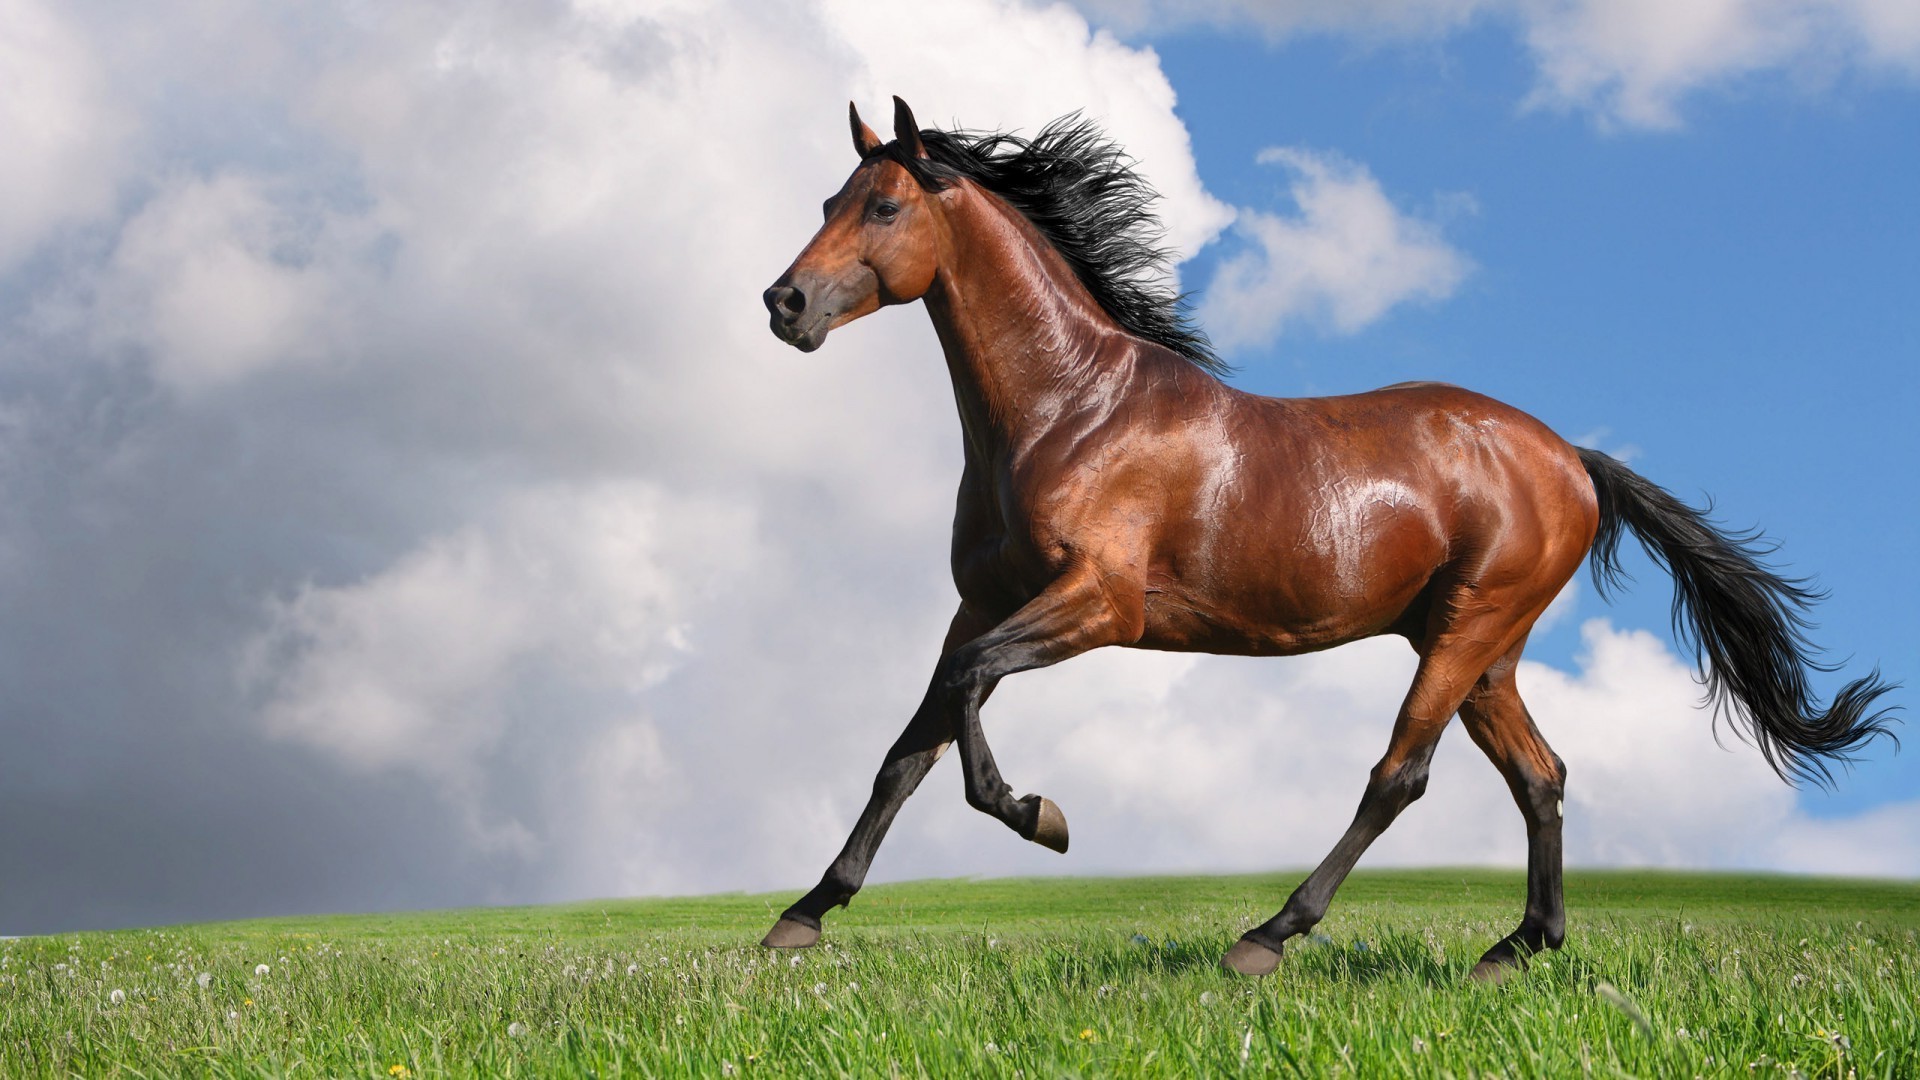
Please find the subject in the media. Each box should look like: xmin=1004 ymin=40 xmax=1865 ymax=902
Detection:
xmin=849 ymin=101 xmax=883 ymax=158
xmin=892 ymin=95 xmax=928 ymax=160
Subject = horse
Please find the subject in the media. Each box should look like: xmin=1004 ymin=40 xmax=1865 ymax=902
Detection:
xmin=758 ymin=97 xmax=1896 ymax=978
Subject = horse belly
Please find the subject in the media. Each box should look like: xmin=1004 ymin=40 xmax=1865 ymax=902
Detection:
xmin=1140 ymin=485 xmax=1446 ymax=656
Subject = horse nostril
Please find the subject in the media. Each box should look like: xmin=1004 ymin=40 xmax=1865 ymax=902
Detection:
xmin=763 ymin=285 xmax=807 ymax=319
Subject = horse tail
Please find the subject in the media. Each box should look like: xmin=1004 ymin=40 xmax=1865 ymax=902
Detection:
xmin=1576 ymin=447 xmax=1898 ymax=787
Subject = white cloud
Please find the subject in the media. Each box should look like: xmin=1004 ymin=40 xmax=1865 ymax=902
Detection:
xmin=85 ymin=175 xmax=371 ymax=394
xmin=1072 ymin=0 xmax=1920 ymax=129
xmin=245 ymin=481 xmax=753 ymax=859
xmin=0 ymin=0 xmax=130 ymax=268
xmin=882 ymin=619 xmax=1916 ymax=887
xmin=1198 ymin=148 xmax=1470 ymax=350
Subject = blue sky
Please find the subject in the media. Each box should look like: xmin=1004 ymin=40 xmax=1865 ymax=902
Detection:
xmin=1145 ymin=19 xmax=1918 ymax=815
xmin=0 ymin=0 xmax=1915 ymax=934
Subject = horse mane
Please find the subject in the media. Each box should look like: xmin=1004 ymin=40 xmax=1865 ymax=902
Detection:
xmin=883 ymin=115 xmax=1228 ymax=377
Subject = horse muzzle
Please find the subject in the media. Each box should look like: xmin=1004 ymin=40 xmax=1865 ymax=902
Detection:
xmin=763 ymin=280 xmax=833 ymax=352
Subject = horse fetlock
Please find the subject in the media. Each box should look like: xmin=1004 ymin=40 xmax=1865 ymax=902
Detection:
xmin=1524 ymin=913 xmax=1566 ymax=950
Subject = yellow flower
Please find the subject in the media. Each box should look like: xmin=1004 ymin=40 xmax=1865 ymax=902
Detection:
xmin=1078 ymin=1028 xmax=1098 ymax=1042
xmin=389 ymin=1066 xmax=412 ymax=1079
xmin=243 ymin=998 xmax=254 ymax=1007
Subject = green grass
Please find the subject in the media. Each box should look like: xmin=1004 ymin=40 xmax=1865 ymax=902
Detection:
xmin=3 ymin=869 xmax=1915 ymax=1077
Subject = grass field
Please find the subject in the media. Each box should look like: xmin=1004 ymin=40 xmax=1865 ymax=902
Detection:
xmin=2 ymin=869 xmax=1915 ymax=1077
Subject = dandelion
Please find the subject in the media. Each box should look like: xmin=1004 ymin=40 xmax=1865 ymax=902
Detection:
xmin=196 ymin=972 xmax=212 ymax=989
xmin=227 ymin=1010 xmax=239 ymax=1022
xmin=1078 ymin=1028 xmax=1098 ymax=1042
xmin=255 ymin=964 xmax=270 ymax=977
xmin=1412 ymin=1037 xmax=1429 ymax=1054
xmin=244 ymin=997 xmax=254 ymax=1007
xmin=721 ymin=1063 xmax=736 ymax=1077
xmin=1199 ymin=991 xmax=1216 ymax=1005
xmin=1096 ymin=984 xmax=1112 ymax=998
xmin=388 ymin=1066 xmax=412 ymax=1079
xmin=109 ymin=989 xmax=126 ymax=1005
xmin=985 ymin=1041 xmax=999 ymax=1055
xmin=507 ymin=1021 xmax=528 ymax=1038
xmin=627 ymin=964 xmax=639 ymax=976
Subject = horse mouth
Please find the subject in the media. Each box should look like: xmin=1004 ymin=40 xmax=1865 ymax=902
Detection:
xmin=769 ymin=312 xmax=830 ymax=352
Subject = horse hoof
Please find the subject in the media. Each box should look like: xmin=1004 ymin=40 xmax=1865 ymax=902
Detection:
xmin=1221 ymin=937 xmax=1284 ymax=977
xmin=761 ymin=918 xmax=821 ymax=950
xmin=1469 ymin=959 xmax=1520 ymax=984
xmin=1029 ymin=796 xmax=1069 ymax=853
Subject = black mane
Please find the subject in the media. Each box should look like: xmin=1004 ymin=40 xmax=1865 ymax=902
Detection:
xmin=882 ymin=116 xmax=1227 ymax=377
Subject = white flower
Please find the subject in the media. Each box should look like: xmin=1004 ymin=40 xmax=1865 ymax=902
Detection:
xmin=507 ymin=1022 xmax=528 ymax=1038
xmin=197 ymin=972 xmax=212 ymax=988
xmin=1199 ymin=991 xmax=1216 ymax=1005
xmin=721 ymin=1062 xmax=736 ymax=1077
xmin=109 ymin=989 xmax=126 ymax=1005
xmin=254 ymin=964 xmax=270 ymax=977
xmin=626 ymin=964 xmax=638 ymax=976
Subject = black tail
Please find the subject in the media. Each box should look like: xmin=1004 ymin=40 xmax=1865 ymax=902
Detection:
xmin=1577 ymin=447 xmax=1898 ymax=787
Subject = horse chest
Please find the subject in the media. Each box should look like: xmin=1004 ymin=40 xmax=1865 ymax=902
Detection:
xmin=948 ymin=467 xmax=1078 ymax=616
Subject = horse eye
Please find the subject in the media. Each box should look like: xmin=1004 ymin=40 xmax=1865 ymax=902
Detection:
xmin=873 ymin=201 xmax=900 ymax=221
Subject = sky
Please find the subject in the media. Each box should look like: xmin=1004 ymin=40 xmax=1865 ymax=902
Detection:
xmin=0 ymin=0 xmax=1914 ymax=935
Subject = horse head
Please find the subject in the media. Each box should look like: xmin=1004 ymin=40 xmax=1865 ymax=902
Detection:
xmin=763 ymin=97 xmax=943 ymax=352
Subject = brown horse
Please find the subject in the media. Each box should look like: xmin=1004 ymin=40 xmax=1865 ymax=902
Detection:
xmin=759 ymin=97 xmax=1895 ymax=978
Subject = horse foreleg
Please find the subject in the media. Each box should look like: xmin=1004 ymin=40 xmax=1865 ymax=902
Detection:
xmin=1222 ymin=630 xmax=1510 ymax=977
xmin=1458 ymin=649 xmax=1567 ymax=982
xmin=941 ymin=560 xmax=1145 ymax=853
xmin=762 ymin=606 xmax=993 ymax=950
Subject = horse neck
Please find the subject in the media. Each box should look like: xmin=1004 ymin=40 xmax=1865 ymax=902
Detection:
xmin=921 ymin=187 xmax=1134 ymax=456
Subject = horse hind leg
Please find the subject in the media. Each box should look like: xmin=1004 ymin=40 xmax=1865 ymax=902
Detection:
xmin=1222 ymin=627 xmax=1512 ymax=976
xmin=1457 ymin=645 xmax=1568 ymax=982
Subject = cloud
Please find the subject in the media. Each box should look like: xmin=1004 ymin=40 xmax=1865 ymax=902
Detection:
xmin=0 ymin=0 xmax=129 ymax=268
xmin=1197 ymin=148 xmax=1471 ymax=350
xmin=0 ymin=0 xmax=1234 ymax=932
xmin=0 ymin=0 xmax=1907 ymax=936
xmin=1071 ymin=0 xmax=1920 ymax=129
xmin=913 ymin=619 xmax=1911 ymax=885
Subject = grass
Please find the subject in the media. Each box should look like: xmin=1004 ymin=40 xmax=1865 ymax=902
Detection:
xmin=2 ymin=869 xmax=1915 ymax=1077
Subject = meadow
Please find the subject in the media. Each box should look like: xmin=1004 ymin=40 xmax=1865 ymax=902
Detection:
xmin=2 ymin=869 xmax=1914 ymax=1077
